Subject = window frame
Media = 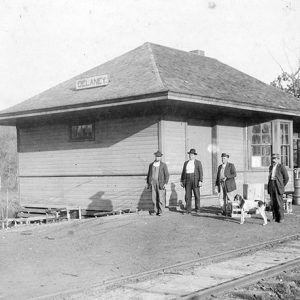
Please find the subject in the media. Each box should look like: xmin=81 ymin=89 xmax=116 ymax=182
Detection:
xmin=248 ymin=122 xmax=272 ymax=169
xmin=247 ymin=119 xmax=293 ymax=170
xmin=293 ymin=132 xmax=300 ymax=168
xmin=69 ymin=122 xmax=95 ymax=142
xmin=280 ymin=121 xmax=292 ymax=168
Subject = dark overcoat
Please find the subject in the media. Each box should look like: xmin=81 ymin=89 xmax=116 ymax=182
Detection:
xmin=215 ymin=162 xmax=237 ymax=193
xmin=267 ymin=163 xmax=289 ymax=195
xmin=147 ymin=162 xmax=169 ymax=190
xmin=180 ymin=159 xmax=203 ymax=187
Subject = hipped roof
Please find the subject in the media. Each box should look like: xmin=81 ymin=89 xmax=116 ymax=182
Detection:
xmin=1 ymin=42 xmax=300 ymax=122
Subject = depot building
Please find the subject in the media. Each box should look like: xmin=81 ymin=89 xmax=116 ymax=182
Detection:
xmin=0 ymin=42 xmax=300 ymax=212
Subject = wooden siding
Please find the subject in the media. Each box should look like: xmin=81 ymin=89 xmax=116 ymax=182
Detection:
xmin=17 ymin=114 xmax=295 ymax=211
xmin=216 ymin=125 xmax=245 ymax=193
xmin=166 ymin=174 xmax=185 ymax=207
xmin=187 ymin=121 xmax=213 ymax=195
xmin=163 ymin=120 xmax=186 ymax=173
xmin=162 ymin=120 xmax=186 ymax=206
xmin=243 ymin=170 xmax=294 ymax=192
xmin=216 ymin=125 xmax=245 ymax=171
xmin=18 ymin=116 xmax=159 ymax=209
xmin=19 ymin=176 xmax=152 ymax=211
xmin=19 ymin=117 xmax=158 ymax=176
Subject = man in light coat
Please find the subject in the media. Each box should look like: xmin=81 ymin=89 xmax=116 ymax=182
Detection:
xmin=147 ymin=150 xmax=169 ymax=216
xmin=268 ymin=153 xmax=289 ymax=223
xmin=215 ymin=153 xmax=237 ymax=215
xmin=180 ymin=148 xmax=203 ymax=214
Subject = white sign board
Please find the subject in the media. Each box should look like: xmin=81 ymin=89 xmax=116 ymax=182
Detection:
xmin=76 ymin=75 xmax=109 ymax=90
xmin=251 ymin=156 xmax=261 ymax=168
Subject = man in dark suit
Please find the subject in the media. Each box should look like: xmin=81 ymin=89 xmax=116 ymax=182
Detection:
xmin=180 ymin=148 xmax=203 ymax=214
xmin=147 ymin=150 xmax=169 ymax=216
xmin=268 ymin=153 xmax=289 ymax=223
xmin=215 ymin=153 xmax=237 ymax=215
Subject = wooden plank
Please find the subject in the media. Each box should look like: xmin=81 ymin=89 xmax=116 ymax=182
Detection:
xmin=18 ymin=116 xmax=158 ymax=177
xmin=19 ymin=175 xmax=152 ymax=211
xmin=163 ymin=120 xmax=186 ymax=173
xmin=217 ymin=125 xmax=244 ymax=171
xmin=187 ymin=121 xmax=213 ymax=195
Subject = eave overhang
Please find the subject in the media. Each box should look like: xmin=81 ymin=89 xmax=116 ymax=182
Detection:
xmin=0 ymin=91 xmax=299 ymax=126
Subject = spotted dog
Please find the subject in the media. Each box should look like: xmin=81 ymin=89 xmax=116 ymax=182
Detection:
xmin=233 ymin=194 xmax=268 ymax=226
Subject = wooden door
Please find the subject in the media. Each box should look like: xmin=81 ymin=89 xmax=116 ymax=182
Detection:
xmin=187 ymin=122 xmax=213 ymax=195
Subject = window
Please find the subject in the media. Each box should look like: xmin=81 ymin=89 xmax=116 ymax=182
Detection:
xmin=280 ymin=122 xmax=290 ymax=167
xmin=250 ymin=122 xmax=272 ymax=167
xmin=70 ymin=123 xmax=95 ymax=141
xmin=293 ymin=133 xmax=300 ymax=167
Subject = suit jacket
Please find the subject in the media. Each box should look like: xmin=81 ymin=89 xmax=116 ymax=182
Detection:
xmin=267 ymin=163 xmax=289 ymax=195
xmin=215 ymin=162 xmax=237 ymax=193
xmin=147 ymin=161 xmax=169 ymax=190
xmin=180 ymin=159 xmax=203 ymax=187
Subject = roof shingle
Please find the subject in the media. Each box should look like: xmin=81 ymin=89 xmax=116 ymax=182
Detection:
xmin=0 ymin=42 xmax=299 ymax=117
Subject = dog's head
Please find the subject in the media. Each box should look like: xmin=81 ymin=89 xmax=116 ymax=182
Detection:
xmin=234 ymin=194 xmax=245 ymax=208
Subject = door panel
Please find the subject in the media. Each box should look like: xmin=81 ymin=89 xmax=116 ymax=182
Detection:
xmin=187 ymin=123 xmax=213 ymax=195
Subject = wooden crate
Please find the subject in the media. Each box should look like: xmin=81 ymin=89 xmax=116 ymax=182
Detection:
xmin=284 ymin=196 xmax=293 ymax=214
xmin=230 ymin=203 xmax=251 ymax=218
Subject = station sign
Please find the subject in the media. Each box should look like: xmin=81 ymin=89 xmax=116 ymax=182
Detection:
xmin=76 ymin=74 xmax=109 ymax=90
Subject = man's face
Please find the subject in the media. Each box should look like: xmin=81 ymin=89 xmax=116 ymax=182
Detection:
xmin=221 ymin=156 xmax=228 ymax=164
xmin=155 ymin=155 xmax=162 ymax=162
xmin=272 ymin=156 xmax=279 ymax=164
xmin=189 ymin=153 xmax=195 ymax=160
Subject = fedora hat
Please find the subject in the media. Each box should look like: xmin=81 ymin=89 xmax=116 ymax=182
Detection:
xmin=271 ymin=153 xmax=280 ymax=159
xmin=187 ymin=148 xmax=197 ymax=155
xmin=154 ymin=150 xmax=163 ymax=157
xmin=221 ymin=153 xmax=229 ymax=158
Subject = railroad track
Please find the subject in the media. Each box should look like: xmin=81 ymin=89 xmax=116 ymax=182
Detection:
xmin=34 ymin=234 xmax=300 ymax=300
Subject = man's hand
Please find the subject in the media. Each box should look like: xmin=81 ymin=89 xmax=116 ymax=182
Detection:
xmin=214 ymin=186 xmax=219 ymax=193
xmin=221 ymin=177 xmax=227 ymax=182
xmin=180 ymin=182 xmax=184 ymax=188
xmin=199 ymin=181 xmax=202 ymax=187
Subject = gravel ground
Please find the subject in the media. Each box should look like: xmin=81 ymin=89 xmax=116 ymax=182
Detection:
xmin=0 ymin=205 xmax=299 ymax=299
xmin=213 ymin=266 xmax=300 ymax=300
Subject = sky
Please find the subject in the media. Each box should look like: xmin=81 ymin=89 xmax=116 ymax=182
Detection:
xmin=0 ymin=0 xmax=300 ymax=111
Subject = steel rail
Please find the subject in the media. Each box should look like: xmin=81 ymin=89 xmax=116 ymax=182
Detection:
xmin=180 ymin=257 xmax=300 ymax=300
xmin=102 ymin=233 xmax=300 ymax=285
xmin=33 ymin=233 xmax=300 ymax=300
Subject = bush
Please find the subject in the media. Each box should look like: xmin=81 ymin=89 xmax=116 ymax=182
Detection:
xmin=0 ymin=190 xmax=21 ymax=219
xmin=0 ymin=126 xmax=18 ymax=191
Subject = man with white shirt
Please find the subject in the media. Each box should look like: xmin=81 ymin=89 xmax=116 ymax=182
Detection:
xmin=215 ymin=153 xmax=237 ymax=216
xmin=180 ymin=148 xmax=203 ymax=214
xmin=267 ymin=153 xmax=289 ymax=223
xmin=147 ymin=151 xmax=169 ymax=216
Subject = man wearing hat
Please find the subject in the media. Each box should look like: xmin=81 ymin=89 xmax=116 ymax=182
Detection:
xmin=267 ymin=153 xmax=289 ymax=223
xmin=215 ymin=153 xmax=237 ymax=215
xmin=147 ymin=150 xmax=169 ymax=216
xmin=180 ymin=149 xmax=203 ymax=214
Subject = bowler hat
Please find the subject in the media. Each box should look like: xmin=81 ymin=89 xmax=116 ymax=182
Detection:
xmin=271 ymin=153 xmax=280 ymax=159
xmin=154 ymin=150 xmax=163 ymax=157
xmin=221 ymin=153 xmax=229 ymax=158
xmin=187 ymin=148 xmax=197 ymax=155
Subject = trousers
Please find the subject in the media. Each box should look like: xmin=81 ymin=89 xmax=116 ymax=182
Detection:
xmin=218 ymin=181 xmax=235 ymax=213
xmin=184 ymin=174 xmax=200 ymax=212
xmin=269 ymin=180 xmax=284 ymax=222
xmin=151 ymin=181 xmax=165 ymax=214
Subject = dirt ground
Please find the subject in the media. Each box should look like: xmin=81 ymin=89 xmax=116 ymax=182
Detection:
xmin=216 ymin=266 xmax=300 ymax=300
xmin=0 ymin=205 xmax=299 ymax=300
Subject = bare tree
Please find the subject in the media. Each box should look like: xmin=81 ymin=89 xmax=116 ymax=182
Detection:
xmin=270 ymin=61 xmax=300 ymax=98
